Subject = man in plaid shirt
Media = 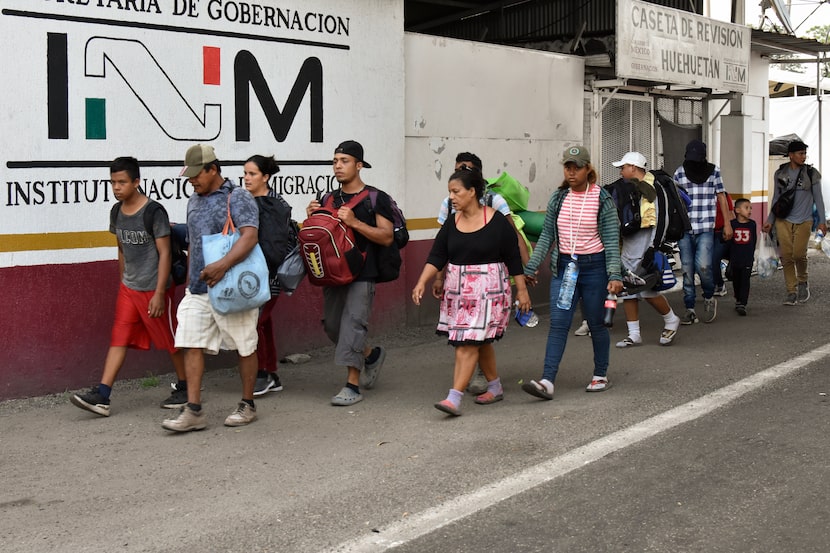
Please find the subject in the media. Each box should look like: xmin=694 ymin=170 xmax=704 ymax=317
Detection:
xmin=673 ymin=140 xmax=733 ymax=324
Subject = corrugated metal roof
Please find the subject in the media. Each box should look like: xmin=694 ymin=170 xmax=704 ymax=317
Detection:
xmin=751 ymin=29 xmax=830 ymax=59
xmin=404 ymin=0 xmax=699 ymax=43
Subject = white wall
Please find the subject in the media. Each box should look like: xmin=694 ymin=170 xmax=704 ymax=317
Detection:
xmin=0 ymin=0 xmax=405 ymax=267
xmin=403 ymin=33 xmax=585 ymax=236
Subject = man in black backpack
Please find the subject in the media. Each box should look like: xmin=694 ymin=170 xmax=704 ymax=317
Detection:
xmin=305 ymin=141 xmax=395 ymax=406
xmin=763 ymin=140 xmax=826 ymax=305
xmin=71 ymin=157 xmax=187 ymax=417
xmin=611 ymin=152 xmax=681 ymax=348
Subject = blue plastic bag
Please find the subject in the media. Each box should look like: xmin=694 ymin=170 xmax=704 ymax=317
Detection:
xmin=202 ymin=198 xmax=270 ymax=314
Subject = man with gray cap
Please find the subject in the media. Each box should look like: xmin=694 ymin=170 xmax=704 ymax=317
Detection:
xmin=611 ymin=152 xmax=680 ymax=347
xmin=162 ymin=144 xmax=262 ymax=432
xmin=305 ymin=140 xmax=395 ymax=406
xmin=673 ymin=139 xmax=732 ymax=324
xmin=763 ymin=140 xmax=826 ymax=305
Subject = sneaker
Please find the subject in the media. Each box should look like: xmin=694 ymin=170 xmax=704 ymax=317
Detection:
xmin=659 ymin=328 xmax=677 ymax=346
xmin=736 ymin=304 xmax=747 ymax=316
xmin=70 ymin=387 xmax=111 ymax=417
xmin=702 ymin=298 xmax=717 ymax=323
xmin=466 ymin=368 xmax=488 ymax=395
xmin=797 ymin=282 xmax=810 ymax=303
xmin=783 ymin=293 xmax=798 ymax=306
xmin=680 ymin=309 xmax=698 ymax=325
xmin=224 ymin=402 xmax=257 ymax=427
xmin=253 ymin=373 xmax=283 ymax=396
xmin=360 ymin=346 xmax=386 ymax=390
xmin=160 ymin=386 xmax=188 ymax=409
xmin=574 ymin=320 xmax=591 ymax=336
xmin=162 ymin=405 xmax=206 ymax=432
xmin=713 ymin=284 xmax=728 ymax=297
xmin=615 ymin=336 xmax=642 ymax=348
xmin=331 ymin=386 xmax=363 ymax=406
xmin=586 ymin=377 xmax=610 ymax=392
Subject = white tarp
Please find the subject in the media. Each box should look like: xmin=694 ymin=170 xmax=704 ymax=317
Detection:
xmin=770 ymin=95 xmax=830 ymax=218
xmin=617 ymin=0 xmax=750 ymax=93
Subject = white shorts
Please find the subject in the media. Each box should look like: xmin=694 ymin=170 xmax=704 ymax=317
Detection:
xmin=174 ymin=290 xmax=259 ymax=356
xmin=625 ymin=288 xmax=662 ymax=300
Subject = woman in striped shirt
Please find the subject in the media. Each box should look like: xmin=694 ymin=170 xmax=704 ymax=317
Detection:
xmin=522 ymin=145 xmax=623 ymax=400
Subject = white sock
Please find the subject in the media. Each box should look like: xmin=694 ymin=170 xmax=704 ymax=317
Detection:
xmin=538 ymin=378 xmax=554 ymax=394
xmin=663 ymin=309 xmax=680 ymax=331
xmin=626 ymin=321 xmax=641 ymax=342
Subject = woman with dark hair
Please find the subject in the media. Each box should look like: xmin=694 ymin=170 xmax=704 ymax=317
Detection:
xmin=412 ymin=166 xmax=531 ymax=416
xmin=522 ymin=145 xmax=623 ymax=401
xmin=243 ymin=154 xmax=292 ymax=396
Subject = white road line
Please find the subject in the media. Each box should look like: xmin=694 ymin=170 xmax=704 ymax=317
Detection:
xmin=329 ymin=343 xmax=830 ymax=553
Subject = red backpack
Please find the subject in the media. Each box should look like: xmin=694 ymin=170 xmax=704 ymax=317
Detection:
xmin=299 ymin=190 xmax=370 ymax=287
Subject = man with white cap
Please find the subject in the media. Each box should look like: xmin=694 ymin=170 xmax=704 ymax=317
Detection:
xmin=611 ymin=152 xmax=680 ymax=347
xmin=162 ymin=144 xmax=262 ymax=432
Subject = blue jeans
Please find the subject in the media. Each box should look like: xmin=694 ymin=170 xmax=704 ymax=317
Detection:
xmin=678 ymin=231 xmax=714 ymax=309
xmin=712 ymin=232 xmax=729 ymax=288
xmin=542 ymin=252 xmax=610 ymax=383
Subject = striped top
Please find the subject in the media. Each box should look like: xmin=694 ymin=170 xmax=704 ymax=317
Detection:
xmin=557 ymin=184 xmax=604 ymax=255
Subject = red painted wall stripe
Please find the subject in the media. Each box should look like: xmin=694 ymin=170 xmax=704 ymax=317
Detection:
xmin=203 ymin=46 xmax=220 ymax=85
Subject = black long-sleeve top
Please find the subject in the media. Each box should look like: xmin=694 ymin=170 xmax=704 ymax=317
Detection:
xmin=426 ymin=210 xmax=523 ymax=276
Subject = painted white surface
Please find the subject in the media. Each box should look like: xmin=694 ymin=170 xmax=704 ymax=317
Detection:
xmin=404 ymin=33 xmax=584 ymax=227
xmin=0 ymin=0 xmax=405 ymax=267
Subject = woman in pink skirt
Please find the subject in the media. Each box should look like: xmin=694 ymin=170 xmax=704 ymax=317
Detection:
xmin=412 ymin=166 xmax=531 ymax=416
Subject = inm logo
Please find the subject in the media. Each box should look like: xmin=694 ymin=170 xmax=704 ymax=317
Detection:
xmin=46 ymin=33 xmax=323 ymax=143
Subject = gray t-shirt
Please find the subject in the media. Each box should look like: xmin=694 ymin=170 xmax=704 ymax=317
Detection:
xmin=110 ymin=200 xmax=171 ymax=292
xmin=186 ymin=179 xmax=259 ymax=295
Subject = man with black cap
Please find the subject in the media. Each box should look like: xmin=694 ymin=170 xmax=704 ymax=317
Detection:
xmin=763 ymin=140 xmax=825 ymax=305
xmin=162 ymin=144 xmax=262 ymax=432
xmin=305 ymin=140 xmax=395 ymax=406
xmin=673 ymin=139 xmax=733 ymax=324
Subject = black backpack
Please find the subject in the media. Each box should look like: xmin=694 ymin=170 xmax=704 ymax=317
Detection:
xmin=604 ymin=178 xmax=643 ymax=237
xmin=109 ymin=200 xmax=187 ymax=285
xmin=362 ymin=186 xmax=408 ymax=283
xmin=651 ymin=169 xmax=692 ymax=245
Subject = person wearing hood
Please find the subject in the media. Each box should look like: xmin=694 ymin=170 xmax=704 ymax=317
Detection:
xmin=672 ymin=140 xmax=733 ymax=325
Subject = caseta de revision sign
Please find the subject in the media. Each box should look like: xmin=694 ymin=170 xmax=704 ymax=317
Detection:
xmin=616 ymin=0 xmax=750 ymax=93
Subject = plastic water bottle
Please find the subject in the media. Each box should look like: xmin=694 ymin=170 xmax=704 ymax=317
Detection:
xmin=814 ymin=230 xmax=824 ymax=250
xmin=603 ymin=293 xmax=617 ymax=327
xmin=514 ymin=301 xmax=539 ymax=327
xmin=556 ymin=258 xmax=579 ymax=310
xmin=822 ymin=235 xmax=830 ymax=258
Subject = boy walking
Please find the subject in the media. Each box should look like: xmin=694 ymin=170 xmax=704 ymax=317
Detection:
xmin=71 ymin=157 xmax=187 ymax=417
xmin=729 ymin=199 xmax=757 ymax=316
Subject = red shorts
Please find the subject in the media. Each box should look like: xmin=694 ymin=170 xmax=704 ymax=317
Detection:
xmin=110 ymin=283 xmax=178 ymax=353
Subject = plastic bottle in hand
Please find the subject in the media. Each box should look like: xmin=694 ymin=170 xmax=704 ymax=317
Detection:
xmin=603 ymin=293 xmax=617 ymax=327
xmin=515 ymin=301 xmax=539 ymax=327
xmin=814 ymin=230 xmax=824 ymax=250
xmin=556 ymin=259 xmax=579 ymax=310
xmin=822 ymin=234 xmax=830 ymax=258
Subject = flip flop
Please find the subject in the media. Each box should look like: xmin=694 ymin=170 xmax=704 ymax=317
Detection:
xmin=521 ymin=380 xmax=553 ymax=400
xmin=474 ymin=391 xmax=504 ymax=405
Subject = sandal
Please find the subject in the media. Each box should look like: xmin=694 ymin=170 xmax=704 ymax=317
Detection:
xmin=615 ymin=336 xmax=641 ymax=348
xmin=434 ymin=399 xmax=461 ymax=416
xmin=474 ymin=391 xmax=504 ymax=405
xmin=660 ymin=328 xmax=677 ymax=346
xmin=521 ymin=380 xmax=553 ymax=400
xmin=586 ymin=377 xmax=610 ymax=392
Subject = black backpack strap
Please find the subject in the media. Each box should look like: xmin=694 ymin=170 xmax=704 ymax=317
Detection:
xmin=142 ymin=200 xmax=169 ymax=240
xmin=109 ymin=202 xmax=122 ymax=231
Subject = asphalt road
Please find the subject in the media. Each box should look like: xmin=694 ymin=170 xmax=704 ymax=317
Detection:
xmin=2 ymin=251 xmax=829 ymax=553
